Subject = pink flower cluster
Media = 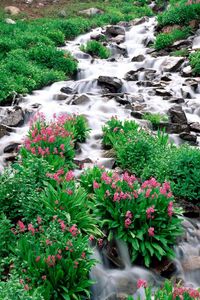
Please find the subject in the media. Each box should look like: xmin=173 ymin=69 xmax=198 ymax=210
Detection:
xmin=148 ymin=227 xmax=154 ymax=237
xmin=125 ymin=210 xmax=133 ymax=228
xmin=24 ymin=113 xmax=75 ymax=158
xmin=173 ymin=286 xmax=200 ymax=299
xmin=146 ymin=206 xmax=155 ymax=219
xmin=137 ymin=279 xmax=147 ymax=289
xmin=168 ymin=201 xmax=173 ymax=217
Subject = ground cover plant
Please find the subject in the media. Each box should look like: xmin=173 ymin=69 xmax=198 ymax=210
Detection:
xmin=80 ymin=40 xmax=111 ymax=59
xmin=80 ymin=167 xmax=183 ymax=267
xmin=102 ymin=117 xmax=200 ymax=203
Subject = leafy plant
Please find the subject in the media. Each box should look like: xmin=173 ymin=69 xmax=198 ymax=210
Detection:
xmin=143 ymin=112 xmax=168 ymax=126
xmin=81 ymin=167 xmax=183 ymax=267
xmin=80 ymin=40 xmax=111 ymax=59
xmin=189 ymin=50 xmax=200 ymax=75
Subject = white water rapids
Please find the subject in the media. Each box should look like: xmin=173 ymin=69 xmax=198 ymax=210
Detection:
xmin=0 ymin=16 xmax=200 ymax=299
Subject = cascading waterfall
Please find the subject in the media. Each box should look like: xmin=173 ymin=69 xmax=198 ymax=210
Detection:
xmin=0 ymin=16 xmax=200 ymax=298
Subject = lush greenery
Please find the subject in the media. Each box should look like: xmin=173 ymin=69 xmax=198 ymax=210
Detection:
xmin=80 ymin=167 xmax=183 ymax=267
xmin=102 ymin=117 xmax=200 ymax=203
xmin=0 ymin=0 xmax=153 ymax=103
xmin=80 ymin=40 xmax=111 ymax=59
xmin=189 ymin=50 xmax=200 ymax=75
xmin=154 ymin=27 xmax=191 ymax=50
xmin=157 ymin=2 xmax=200 ymax=27
xmin=143 ymin=112 xmax=168 ymax=126
xmin=0 ymin=113 xmax=100 ymax=299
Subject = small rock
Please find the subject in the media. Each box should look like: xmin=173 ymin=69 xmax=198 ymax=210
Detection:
xmin=181 ymin=65 xmax=192 ymax=77
xmin=131 ymin=54 xmax=145 ymax=62
xmin=53 ymin=94 xmax=67 ymax=101
xmin=98 ymin=76 xmax=123 ymax=93
xmin=91 ymin=33 xmax=106 ymax=41
xmin=115 ymin=96 xmax=130 ymax=105
xmin=2 ymin=107 xmax=25 ymax=127
xmin=192 ymin=36 xmax=200 ymax=50
xmin=71 ymin=94 xmax=90 ymax=105
xmin=182 ymin=256 xmax=200 ymax=271
xmin=124 ymin=68 xmax=144 ymax=81
xmin=161 ymin=75 xmax=172 ymax=82
xmin=58 ymin=10 xmax=67 ymax=18
xmin=4 ymin=143 xmax=20 ymax=153
xmin=157 ymin=122 xmax=189 ymax=134
xmin=162 ymin=57 xmax=184 ymax=72
xmin=168 ymin=106 xmax=187 ymax=124
xmin=4 ymin=6 xmax=20 ymax=15
xmin=189 ymin=122 xmax=200 ymax=132
xmin=179 ymin=132 xmax=197 ymax=143
xmin=156 ymin=89 xmax=173 ymax=97
xmin=185 ymin=78 xmax=199 ymax=90
xmin=172 ymin=39 xmax=191 ymax=48
xmin=116 ymin=45 xmax=128 ymax=57
xmin=131 ymin=111 xmax=144 ymax=119
xmin=5 ymin=18 xmax=16 ymax=24
xmin=60 ymin=87 xmax=76 ymax=94
xmin=168 ymin=97 xmax=185 ymax=104
xmin=130 ymin=16 xmax=149 ymax=26
xmin=79 ymin=8 xmax=103 ymax=16
xmin=0 ymin=124 xmax=12 ymax=139
xmin=111 ymin=35 xmax=125 ymax=44
xmin=105 ymin=25 xmax=125 ymax=37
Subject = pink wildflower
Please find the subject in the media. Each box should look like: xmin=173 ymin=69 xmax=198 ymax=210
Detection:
xmin=148 ymin=227 xmax=155 ymax=237
xmin=35 ymin=256 xmax=41 ymax=263
xmin=93 ymin=181 xmax=100 ymax=189
xmin=146 ymin=206 xmax=155 ymax=219
xmin=125 ymin=211 xmax=133 ymax=219
xmin=69 ymin=224 xmax=78 ymax=236
xmin=28 ymin=223 xmax=35 ymax=235
xmin=18 ymin=220 xmax=26 ymax=232
xmin=137 ymin=279 xmax=147 ymax=289
xmin=125 ymin=218 xmax=132 ymax=228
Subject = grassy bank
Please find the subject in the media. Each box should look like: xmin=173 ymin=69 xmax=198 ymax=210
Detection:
xmin=0 ymin=0 xmax=153 ymax=104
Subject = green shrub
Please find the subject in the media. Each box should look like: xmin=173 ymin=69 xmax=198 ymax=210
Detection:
xmin=157 ymin=3 xmax=200 ymax=27
xmin=80 ymin=40 xmax=110 ymax=59
xmin=154 ymin=27 xmax=191 ymax=50
xmin=143 ymin=112 xmax=168 ymax=126
xmin=189 ymin=50 xmax=200 ymax=75
xmin=81 ymin=167 xmax=183 ymax=266
xmin=170 ymin=48 xmax=189 ymax=57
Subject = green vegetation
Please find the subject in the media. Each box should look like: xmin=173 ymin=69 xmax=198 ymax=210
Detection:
xmin=143 ymin=112 xmax=168 ymax=126
xmin=189 ymin=50 xmax=200 ymax=75
xmin=170 ymin=48 xmax=189 ymax=57
xmin=0 ymin=1 xmax=153 ymax=104
xmin=80 ymin=40 xmax=111 ymax=59
xmin=157 ymin=2 xmax=200 ymax=27
xmin=102 ymin=118 xmax=200 ymax=203
xmin=154 ymin=27 xmax=191 ymax=50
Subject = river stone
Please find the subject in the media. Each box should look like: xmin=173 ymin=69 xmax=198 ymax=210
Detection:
xmin=172 ymin=39 xmax=191 ymax=48
xmin=161 ymin=75 xmax=172 ymax=82
xmin=156 ymin=89 xmax=173 ymax=97
xmin=130 ymin=16 xmax=149 ymax=26
xmin=162 ymin=57 xmax=184 ymax=72
xmin=168 ymin=106 xmax=187 ymax=124
xmin=4 ymin=143 xmax=20 ymax=153
xmin=98 ymin=76 xmax=123 ymax=93
xmin=131 ymin=54 xmax=145 ymax=62
xmin=91 ymin=33 xmax=106 ymax=41
xmin=71 ymin=94 xmax=90 ymax=105
xmin=4 ymin=6 xmax=20 ymax=15
xmin=116 ymin=45 xmax=128 ymax=57
xmin=124 ymin=68 xmax=144 ymax=81
xmin=179 ymin=132 xmax=197 ymax=143
xmin=157 ymin=122 xmax=190 ymax=134
xmin=182 ymin=256 xmax=200 ymax=271
xmin=0 ymin=125 xmax=12 ymax=139
xmin=53 ymin=94 xmax=67 ymax=101
xmin=168 ymin=97 xmax=185 ymax=104
xmin=189 ymin=122 xmax=200 ymax=132
xmin=131 ymin=111 xmax=144 ymax=119
xmin=78 ymin=8 xmax=103 ymax=16
xmin=5 ymin=18 xmax=16 ymax=24
xmin=144 ymin=69 xmax=157 ymax=80
xmin=2 ymin=107 xmax=25 ymax=127
xmin=60 ymin=86 xmax=75 ymax=94
xmin=111 ymin=35 xmax=125 ymax=44
xmin=105 ymin=25 xmax=125 ymax=37
xmin=115 ymin=96 xmax=130 ymax=105
xmin=181 ymin=65 xmax=192 ymax=77
xmin=185 ymin=78 xmax=199 ymax=90
xmin=192 ymin=36 xmax=200 ymax=50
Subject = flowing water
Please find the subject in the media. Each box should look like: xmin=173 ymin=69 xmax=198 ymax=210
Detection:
xmin=0 ymin=16 xmax=200 ymax=298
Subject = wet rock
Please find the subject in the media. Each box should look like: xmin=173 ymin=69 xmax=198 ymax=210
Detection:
xmin=111 ymin=35 xmax=125 ymax=44
xmin=189 ymin=122 xmax=200 ymax=132
xmin=160 ymin=260 xmax=177 ymax=279
xmin=1 ymin=107 xmax=25 ymax=127
xmin=53 ymin=94 xmax=67 ymax=101
xmin=168 ymin=106 xmax=187 ymax=124
xmin=130 ymin=16 xmax=149 ymax=26
xmin=31 ymin=103 xmax=41 ymax=109
xmin=179 ymin=132 xmax=197 ymax=143
xmin=98 ymin=76 xmax=123 ymax=93
xmin=162 ymin=57 xmax=184 ymax=72
xmin=105 ymin=25 xmax=125 ymax=37
xmin=5 ymin=18 xmax=16 ymax=24
xmin=129 ymin=94 xmax=144 ymax=103
xmin=74 ymin=158 xmax=93 ymax=168
xmin=181 ymin=65 xmax=192 ymax=77
xmin=115 ymin=96 xmax=130 ymax=105
xmin=131 ymin=54 xmax=145 ymax=62
xmin=156 ymin=89 xmax=173 ymax=97
xmin=60 ymin=87 xmax=76 ymax=94
xmin=58 ymin=9 xmax=67 ymax=17
xmin=71 ymin=94 xmax=90 ymax=105
xmin=144 ymin=69 xmax=157 ymax=81
xmin=192 ymin=36 xmax=200 ymax=50
xmin=168 ymin=97 xmax=185 ymax=104
xmin=172 ymin=39 xmax=191 ymax=49
xmin=91 ymin=33 xmax=106 ymax=41
xmin=185 ymin=78 xmax=199 ymax=90
xmin=131 ymin=111 xmax=144 ymax=119
xmin=5 ymin=154 xmax=17 ymax=162
xmin=161 ymin=75 xmax=172 ymax=82
xmin=4 ymin=143 xmax=20 ymax=153
xmin=182 ymin=256 xmax=200 ymax=271
xmin=0 ymin=125 xmax=12 ymax=139
xmin=78 ymin=8 xmax=103 ymax=16
xmin=157 ymin=122 xmax=190 ymax=134
xmin=181 ymin=87 xmax=192 ymax=99
xmin=4 ymin=6 xmax=20 ymax=15
xmin=116 ymin=45 xmax=128 ymax=57
xmin=124 ymin=68 xmax=144 ymax=81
